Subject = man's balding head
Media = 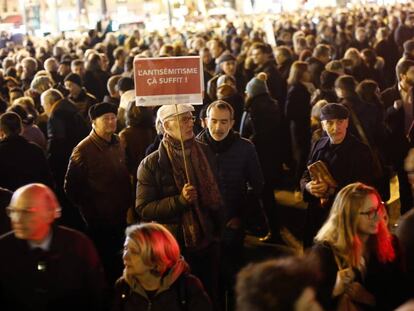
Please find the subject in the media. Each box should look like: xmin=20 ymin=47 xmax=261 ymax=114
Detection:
xmin=41 ymin=88 xmax=63 ymax=117
xmin=9 ymin=184 xmax=60 ymax=243
xmin=44 ymin=57 xmax=59 ymax=72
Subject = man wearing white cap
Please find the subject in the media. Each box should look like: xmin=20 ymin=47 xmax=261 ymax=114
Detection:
xmin=136 ymin=104 xmax=222 ymax=308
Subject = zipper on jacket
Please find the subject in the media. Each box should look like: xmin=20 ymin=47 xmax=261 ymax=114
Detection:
xmin=147 ymin=301 xmax=152 ymax=311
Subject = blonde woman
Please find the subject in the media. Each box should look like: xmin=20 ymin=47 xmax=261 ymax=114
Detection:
xmin=343 ymin=48 xmax=366 ymax=82
xmin=311 ymin=182 xmax=407 ymax=311
xmin=112 ymin=223 xmax=212 ymax=311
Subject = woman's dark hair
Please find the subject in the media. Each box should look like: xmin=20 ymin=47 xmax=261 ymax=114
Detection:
xmin=320 ymin=70 xmax=339 ymax=91
xmin=236 ymin=256 xmax=320 ymax=311
xmin=361 ymin=48 xmax=377 ymax=68
xmin=5 ymin=67 xmax=17 ymax=78
xmin=7 ymin=104 xmax=33 ymax=125
xmin=356 ymin=79 xmax=380 ymax=103
xmin=125 ymin=101 xmax=154 ymax=128
xmin=335 ymin=74 xmax=357 ymax=98
xmin=86 ymin=53 xmax=102 ymax=71
xmin=0 ymin=112 xmax=22 ymax=136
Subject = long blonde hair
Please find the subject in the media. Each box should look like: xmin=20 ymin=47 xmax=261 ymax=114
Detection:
xmin=315 ymin=182 xmax=395 ymax=268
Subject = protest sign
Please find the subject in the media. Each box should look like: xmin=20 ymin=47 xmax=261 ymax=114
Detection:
xmin=134 ymin=56 xmax=203 ymax=106
xmin=264 ymin=18 xmax=276 ymax=47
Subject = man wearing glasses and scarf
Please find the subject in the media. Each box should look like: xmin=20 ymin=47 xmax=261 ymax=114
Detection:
xmin=136 ymin=104 xmax=222 ymax=309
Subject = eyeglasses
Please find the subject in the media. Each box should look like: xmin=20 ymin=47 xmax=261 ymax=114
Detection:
xmin=359 ymin=209 xmax=379 ymax=220
xmin=181 ymin=116 xmax=196 ymax=124
xmin=167 ymin=115 xmax=196 ymax=124
xmin=359 ymin=202 xmax=384 ymax=220
xmin=6 ymin=206 xmax=37 ymax=218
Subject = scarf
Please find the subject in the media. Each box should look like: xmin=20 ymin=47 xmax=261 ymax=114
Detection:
xmin=163 ymin=134 xmax=222 ymax=249
xmin=205 ymin=129 xmax=237 ymax=154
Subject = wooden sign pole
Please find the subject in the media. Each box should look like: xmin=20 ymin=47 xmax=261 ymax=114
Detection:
xmin=174 ymin=104 xmax=190 ymax=183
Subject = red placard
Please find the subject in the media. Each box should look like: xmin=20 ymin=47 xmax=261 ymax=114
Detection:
xmin=134 ymin=56 xmax=203 ymax=106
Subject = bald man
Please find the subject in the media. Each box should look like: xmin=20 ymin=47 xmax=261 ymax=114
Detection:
xmin=0 ymin=183 xmax=105 ymax=311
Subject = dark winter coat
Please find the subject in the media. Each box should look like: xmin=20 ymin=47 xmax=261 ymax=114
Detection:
xmin=47 ymin=98 xmax=89 ymax=187
xmin=196 ymin=129 xmax=264 ymax=223
xmin=301 ymin=134 xmax=374 ymax=203
xmin=285 ymin=82 xmax=312 ymax=182
xmin=83 ymin=69 xmax=109 ymax=102
xmin=381 ymin=85 xmax=414 ymax=167
xmin=119 ymin=126 xmax=156 ymax=179
xmin=300 ymin=134 xmax=374 ymax=246
xmin=394 ymin=24 xmax=414 ymax=51
xmin=0 ymin=135 xmax=53 ymax=191
xmin=311 ymin=241 xmax=408 ymax=311
xmin=254 ymin=60 xmax=287 ymax=111
xmin=0 ymin=187 xmax=12 ymax=235
xmin=112 ymin=264 xmax=212 ymax=311
xmin=136 ymin=141 xmax=220 ymax=247
xmin=374 ymin=39 xmax=399 ymax=88
xmin=240 ymin=93 xmax=283 ymax=185
xmin=64 ymin=130 xmax=131 ymax=227
xmin=396 ymin=208 xmax=414 ymax=296
xmin=0 ymin=226 xmax=106 ymax=311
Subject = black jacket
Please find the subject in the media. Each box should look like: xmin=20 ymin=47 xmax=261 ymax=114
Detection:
xmin=83 ymin=69 xmax=109 ymax=102
xmin=285 ymin=83 xmax=311 ymax=152
xmin=0 ymin=187 xmax=12 ymax=235
xmin=240 ymin=93 xmax=283 ymax=185
xmin=0 ymin=135 xmax=53 ymax=191
xmin=254 ymin=60 xmax=287 ymax=111
xmin=47 ymin=98 xmax=89 ymax=187
xmin=396 ymin=209 xmax=414 ymax=296
xmin=196 ymin=130 xmax=264 ymax=223
xmin=301 ymin=134 xmax=374 ymax=204
xmin=311 ymin=241 xmax=407 ymax=311
xmin=381 ymin=85 xmax=414 ymax=167
xmin=112 ymin=273 xmax=212 ymax=311
xmin=0 ymin=226 xmax=106 ymax=311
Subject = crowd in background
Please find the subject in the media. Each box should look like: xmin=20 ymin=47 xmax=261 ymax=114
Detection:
xmin=1 ymin=1 xmax=414 ymax=310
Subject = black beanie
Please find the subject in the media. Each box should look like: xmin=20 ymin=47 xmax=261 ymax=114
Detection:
xmin=89 ymin=102 xmax=118 ymax=120
xmin=64 ymin=73 xmax=82 ymax=87
xmin=320 ymin=103 xmax=349 ymax=121
xmin=218 ymin=53 xmax=236 ymax=65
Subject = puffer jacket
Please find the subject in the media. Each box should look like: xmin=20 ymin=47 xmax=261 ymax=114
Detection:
xmin=65 ymin=130 xmax=131 ymax=226
xmin=112 ymin=259 xmax=212 ymax=311
xmin=136 ymin=140 xmax=220 ymax=246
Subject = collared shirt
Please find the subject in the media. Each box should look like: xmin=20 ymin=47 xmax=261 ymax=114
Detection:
xmin=28 ymin=231 xmax=53 ymax=251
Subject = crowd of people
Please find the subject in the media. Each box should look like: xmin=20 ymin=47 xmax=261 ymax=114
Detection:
xmin=1 ymin=1 xmax=414 ymax=310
